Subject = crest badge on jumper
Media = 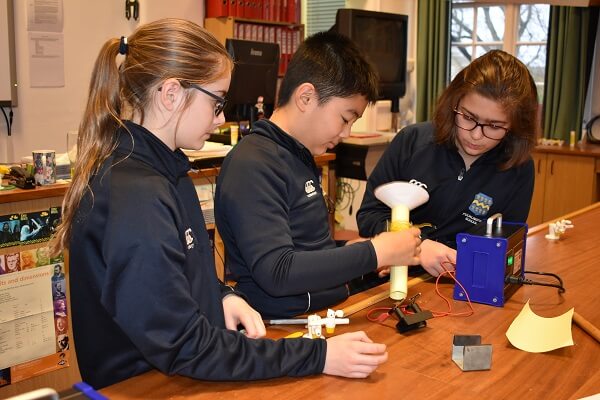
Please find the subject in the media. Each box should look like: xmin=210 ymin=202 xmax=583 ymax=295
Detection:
xmin=184 ymin=228 xmax=195 ymax=250
xmin=304 ymin=180 xmax=317 ymax=198
xmin=468 ymin=193 xmax=493 ymax=216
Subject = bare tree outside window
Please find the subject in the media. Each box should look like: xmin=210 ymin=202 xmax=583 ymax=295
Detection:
xmin=517 ymin=5 xmax=549 ymax=101
xmin=450 ymin=2 xmax=549 ymax=101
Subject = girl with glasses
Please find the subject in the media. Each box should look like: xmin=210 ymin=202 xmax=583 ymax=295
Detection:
xmin=358 ymin=50 xmax=538 ymax=278
xmin=53 ymin=18 xmax=387 ymax=390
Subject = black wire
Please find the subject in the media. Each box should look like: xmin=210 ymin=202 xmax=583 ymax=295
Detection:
xmin=524 ymin=280 xmax=565 ymax=293
xmin=524 ymin=270 xmax=565 ymax=292
xmin=507 ymin=271 xmax=565 ymax=293
xmin=336 ymin=178 xmax=358 ymax=213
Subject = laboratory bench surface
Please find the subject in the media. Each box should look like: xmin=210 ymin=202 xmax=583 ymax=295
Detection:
xmin=101 ymin=203 xmax=600 ymax=399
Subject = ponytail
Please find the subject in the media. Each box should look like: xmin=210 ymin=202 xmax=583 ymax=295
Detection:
xmin=51 ymin=18 xmax=232 ymax=255
xmin=52 ymin=38 xmax=124 ymax=253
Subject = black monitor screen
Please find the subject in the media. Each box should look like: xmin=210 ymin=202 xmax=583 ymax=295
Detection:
xmin=224 ymin=39 xmax=280 ymax=123
xmin=333 ymin=9 xmax=408 ymax=101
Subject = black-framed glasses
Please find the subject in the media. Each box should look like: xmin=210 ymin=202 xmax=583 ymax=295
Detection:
xmin=160 ymin=80 xmax=227 ymax=117
xmin=183 ymin=81 xmax=227 ymax=117
xmin=453 ymin=109 xmax=509 ymax=141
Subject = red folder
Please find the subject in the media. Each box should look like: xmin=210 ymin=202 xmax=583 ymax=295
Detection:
xmin=226 ymin=0 xmax=236 ymax=16
xmin=206 ymin=0 xmax=229 ymax=17
xmin=257 ymin=0 xmax=264 ymax=20
xmin=243 ymin=0 xmax=251 ymax=18
xmin=272 ymin=0 xmax=280 ymax=22
xmin=287 ymin=0 xmax=298 ymax=23
xmin=263 ymin=0 xmax=270 ymax=21
xmin=238 ymin=0 xmax=245 ymax=18
xmin=281 ymin=0 xmax=288 ymax=23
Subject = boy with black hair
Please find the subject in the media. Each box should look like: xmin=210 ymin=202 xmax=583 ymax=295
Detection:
xmin=215 ymin=31 xmax=422 ymax=318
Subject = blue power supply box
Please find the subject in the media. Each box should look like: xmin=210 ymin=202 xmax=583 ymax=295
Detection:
xmin=453 ymin=214 xmax=528 ymax=307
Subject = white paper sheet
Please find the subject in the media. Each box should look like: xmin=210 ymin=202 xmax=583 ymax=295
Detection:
xmin=27 ymin=0 xmax=63 ymax=32
xmin=0 ymin=265 xmax=56 ymax=369
xmin=28 ymin=32 xmax=64 ymax=87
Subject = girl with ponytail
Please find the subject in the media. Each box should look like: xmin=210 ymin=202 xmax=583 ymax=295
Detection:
xmin=54 ymin=18 xmax=387 ymax=389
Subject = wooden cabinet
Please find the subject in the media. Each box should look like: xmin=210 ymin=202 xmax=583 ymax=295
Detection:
xmin=527 ymin=145 xmax=600 ymax=226
xmin=528 ymin=152 xmax=547 ymax=226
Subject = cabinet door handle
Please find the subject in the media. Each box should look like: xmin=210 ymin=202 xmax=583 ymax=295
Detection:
xmin=537 ymin=159 xmax=541 ymax=173
xmin=550 ymin=160 xmax=554 ymax=175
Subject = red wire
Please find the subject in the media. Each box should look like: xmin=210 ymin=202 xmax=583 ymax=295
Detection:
xmin=429 ymin=261 xmax=474 ymax=318
xmin=366 ymin=261 xmax=475 ymax=327
xmin=366 ymin=307 xmax=393 ymax=322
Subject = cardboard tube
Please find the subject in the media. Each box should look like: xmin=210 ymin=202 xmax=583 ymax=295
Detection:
xmin=390 ymin=204 xmax=410 ymax=300
xmin=573 ymin=311 xmax=600 ymax=344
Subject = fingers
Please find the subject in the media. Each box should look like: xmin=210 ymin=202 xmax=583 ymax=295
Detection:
xmin=323 ymin=332 xmax=388 ymax=378
xmin=345 ymin=341 xmax=388 ymax=378
xmin=377 ymin=268 xmax=390 ymax=278
xmin=407 ymin=227 xmax=421 ymax=237
xmin=371 ymin=227 xmax=422 ymax=269
xmin=224 ymin=314 xmax=237 ymax=331
xmin=348 ymin=330 xmax=374 ymax=344
xmin=222 ymin=295 xmax=266 ymax=338
xmin=419 ymin=240 xmax=458 ymax=276
xmin=341 ymin=332 xmax=387 ymax=356
xmin=354 ymin=341 xmax=386 ymax=355
xmin=446 ymin=249 xmax=457 ymax=266
xmin=240 ymin=315 xmax=267 ymax=339
xmin=423 ymin=259 xmax=454 ymax=277
xmin=343 ymin=353 xmax=389 ymax=378
xmin=353 ymin=351 xmax=389 ymax=366
xmin=423 ymin=263 xmax=442 ymax=277
xmin=237 ymin=309 xmax=266 ymax=338
xmin=336 ymin=330 xmax=367 ymax=342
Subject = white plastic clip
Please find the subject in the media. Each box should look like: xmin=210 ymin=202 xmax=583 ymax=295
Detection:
xmin=545 ymin=219 xmax=574 ymax=241
xmin=302 ymin=309 xmax=349 ymax=339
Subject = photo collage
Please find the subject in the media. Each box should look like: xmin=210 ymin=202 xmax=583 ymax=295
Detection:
xmin=0 ymin=206 xmax=68 ymax=387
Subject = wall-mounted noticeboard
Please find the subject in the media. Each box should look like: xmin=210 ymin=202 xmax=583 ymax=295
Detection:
xmin=0 ymin=0 xmax=18 ymax=107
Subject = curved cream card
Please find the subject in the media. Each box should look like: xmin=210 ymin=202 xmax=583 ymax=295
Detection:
xmin=506 ymin=300 xmax=574 ymax=353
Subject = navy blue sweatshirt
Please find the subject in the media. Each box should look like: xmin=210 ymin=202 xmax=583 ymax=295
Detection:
xmin=357 ymin=122 xmax=534 ymax=245
xmin=69 ymin=121 xmax=325 ymax=389
xmin=215 ymin=120 xmax=377 ymax=318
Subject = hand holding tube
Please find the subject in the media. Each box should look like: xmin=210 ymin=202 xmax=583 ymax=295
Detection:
xmin=370 ymin=227 xmax=421 ymax=269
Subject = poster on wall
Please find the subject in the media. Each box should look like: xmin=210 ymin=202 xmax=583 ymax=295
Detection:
xmin=27 ymin=0 xmax=65 ymax=87
xmin=0 ymin=258 xmax=70 ymax=387
xmin=0 ymin=207 xmax=69 ymax=388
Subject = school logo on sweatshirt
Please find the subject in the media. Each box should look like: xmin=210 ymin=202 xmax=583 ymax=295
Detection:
xmin=184 ymin=228 xmax=195 ymax=250
xmin=468 ymin=193 xmax=493 ymax=216
xmin=304 ymin=180 xmax=317 ymax=197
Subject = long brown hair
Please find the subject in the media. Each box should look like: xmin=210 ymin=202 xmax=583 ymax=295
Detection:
xmin=433 ymin=50 xmax=538 ymax=170
xmin=52 ymin=18 xmax=232 ymax=253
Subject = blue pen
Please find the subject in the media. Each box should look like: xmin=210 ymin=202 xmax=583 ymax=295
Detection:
xmin=73 ymin=382 xmax=109 ymax=400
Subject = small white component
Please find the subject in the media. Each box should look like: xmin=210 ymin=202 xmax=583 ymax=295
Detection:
xmin=545 ymin=219 xmax=574 ymax=241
